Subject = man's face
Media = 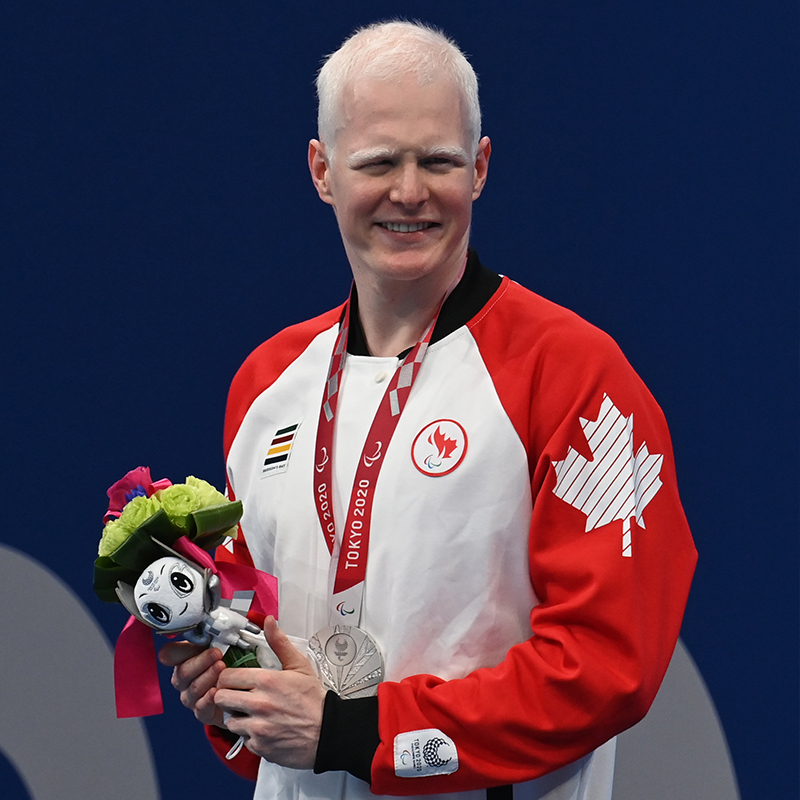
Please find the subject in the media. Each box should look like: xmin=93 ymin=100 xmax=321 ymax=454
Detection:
xmin=309 ymin=74 xmax=490 ymax=291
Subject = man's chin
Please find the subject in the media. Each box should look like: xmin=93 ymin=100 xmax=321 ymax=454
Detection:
xmin=345 ymin=236 xmax=467 ymax=286
xmin=369 ymin=252 xmax=449 ymax=282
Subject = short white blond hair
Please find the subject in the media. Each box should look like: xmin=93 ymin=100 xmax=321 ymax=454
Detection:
xmin=316 ymin=20 xmax=481 ymax=157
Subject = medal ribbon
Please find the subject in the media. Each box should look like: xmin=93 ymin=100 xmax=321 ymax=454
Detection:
xmin=312 ymin=288 xmax=441 ymax=626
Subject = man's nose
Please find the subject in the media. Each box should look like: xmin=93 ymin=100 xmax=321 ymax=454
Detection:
xmin=389 ymin=163 xmax=429 ymax=206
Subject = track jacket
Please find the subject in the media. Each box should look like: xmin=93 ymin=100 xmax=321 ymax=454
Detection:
xmin=208 ymin=250 xmax=697 ymax=800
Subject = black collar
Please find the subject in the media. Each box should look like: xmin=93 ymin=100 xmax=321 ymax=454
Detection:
xmin=347 ymin=248 xmax=502 ymax=357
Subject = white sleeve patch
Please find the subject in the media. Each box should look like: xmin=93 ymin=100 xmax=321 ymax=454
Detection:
xmin=393 ymin=728 xmax=459 ymax=778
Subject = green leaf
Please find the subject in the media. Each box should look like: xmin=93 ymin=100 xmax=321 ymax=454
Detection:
xmin=93 ymin=556 xmax=140 ymax=603
xmin=108 ymin=510 xmax=181 ymax=570
xmin=222 ymin=645 xmax=260 ymax=669
xmin=190 ymin=501 xmax=243 ymax=538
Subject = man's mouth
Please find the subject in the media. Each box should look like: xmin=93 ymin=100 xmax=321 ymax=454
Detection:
xmin=379 ymin=221 xmax=437 ymax=233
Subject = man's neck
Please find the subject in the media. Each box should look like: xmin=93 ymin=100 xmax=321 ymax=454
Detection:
xmin=355 ymin=295 xmax=438 ymax=357
xmin=353 ymin=261 xmax=466 ymax=357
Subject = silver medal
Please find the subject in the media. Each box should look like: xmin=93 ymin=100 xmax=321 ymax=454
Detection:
xmin=309 ymin=624 xmax=384 ymax=698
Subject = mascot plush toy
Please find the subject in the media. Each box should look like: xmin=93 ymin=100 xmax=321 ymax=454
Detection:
xmin=93 ymin=467 xmax=279 ymax=719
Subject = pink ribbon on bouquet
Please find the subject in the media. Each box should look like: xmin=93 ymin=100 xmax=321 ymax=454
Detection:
xmin=113 ymin=538 xmax=279 ymax=718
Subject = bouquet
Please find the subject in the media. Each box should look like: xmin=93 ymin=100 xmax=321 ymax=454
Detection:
xmin=94 ymin=466 xmax=242 ymax=603
xmin=95 ymin=467 xmax=279 ymax=718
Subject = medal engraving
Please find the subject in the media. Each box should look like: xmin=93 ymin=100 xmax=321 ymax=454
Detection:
xmin=309 ymin=624 xmax=384 ymax=698
xmin=325 ymin=632 xmax=357 ymax=665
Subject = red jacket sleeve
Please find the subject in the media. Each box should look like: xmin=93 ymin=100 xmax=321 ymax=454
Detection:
xmin=369 ymin=280 xmax=697 ymax=794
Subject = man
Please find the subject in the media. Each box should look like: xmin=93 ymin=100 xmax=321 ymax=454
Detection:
xmin=160 ymin=20 xmax=696 ymax=800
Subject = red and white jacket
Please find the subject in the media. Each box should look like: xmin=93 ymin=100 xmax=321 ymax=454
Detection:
xmin=207 ymin=251 xmax=697 ymax=800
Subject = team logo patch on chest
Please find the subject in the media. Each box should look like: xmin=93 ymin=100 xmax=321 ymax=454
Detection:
xmin=261 ymin=423 xmax=300 ymax=477
xmin=411 ymin=419 xmax=468 ymax=476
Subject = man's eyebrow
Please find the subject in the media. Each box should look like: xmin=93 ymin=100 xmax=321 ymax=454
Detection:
xmin=421 ymin=145 xmax=470 ymax=161
xmin=346 ymin=148 xmax=398 ymax=168
xmin=345 ymin=145 xmax=470 ymax=168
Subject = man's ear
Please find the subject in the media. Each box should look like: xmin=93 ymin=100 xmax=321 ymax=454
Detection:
xmin=472 ymin=136 xmax=491 ymax=201
xmin=309 ymin=139 xmax=334 ymax=206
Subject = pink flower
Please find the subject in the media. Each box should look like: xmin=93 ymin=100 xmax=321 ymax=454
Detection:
xmin=104 ymin=467 xmax=172 ymax=523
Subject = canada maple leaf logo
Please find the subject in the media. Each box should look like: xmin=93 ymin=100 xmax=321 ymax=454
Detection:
xmin=552 ymin=394 xmax=663 ymax=557
xmin=429 ymin=426 xmax=458 ymax=460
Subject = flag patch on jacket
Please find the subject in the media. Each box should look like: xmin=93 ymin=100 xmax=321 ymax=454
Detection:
xmin=261 ymin=423 xmax=300 ymax=477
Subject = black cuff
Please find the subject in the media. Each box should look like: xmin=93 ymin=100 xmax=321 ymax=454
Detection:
xmin=313 ymin=691 xmax=380 ymax=783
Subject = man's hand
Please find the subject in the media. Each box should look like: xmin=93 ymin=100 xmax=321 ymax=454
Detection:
xmin=158 ymin=641 xmax=227 ymax=728
xmin=214 ymin=617 xmax=326 ymax=770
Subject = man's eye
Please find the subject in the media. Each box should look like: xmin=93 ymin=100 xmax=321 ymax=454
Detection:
xmin=423 ymin=157 xmax=458 ymax=170
xmin=359 ymin=160 xmax=394 ymax=171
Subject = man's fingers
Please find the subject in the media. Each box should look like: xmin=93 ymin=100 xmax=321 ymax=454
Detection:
xmin=158 ymin=645 xmax=227 ymax=728
xmin=263 ymin=616 xmax=314 ymax=673
xmin=177 ymin=656 xmax=225 ymax=697
xmin=159 ymin=644 xmax=225 ymax=698
xmin=214 ymin=685 xmax=252 ymax=717
xmin=175 ymin=649 xmax=222 ymax=685
xmin=158 ymin=641 xmax=208 ymax=667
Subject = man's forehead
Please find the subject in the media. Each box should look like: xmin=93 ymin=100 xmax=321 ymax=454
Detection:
xmin=340 ymin=74 xmax=466 ymax=121
xmin=332 ymin=75 xmax=472 ymax=156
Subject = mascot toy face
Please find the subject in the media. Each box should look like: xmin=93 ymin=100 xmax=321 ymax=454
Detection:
xmin=134 ymin=556 xmax=206 ymax=631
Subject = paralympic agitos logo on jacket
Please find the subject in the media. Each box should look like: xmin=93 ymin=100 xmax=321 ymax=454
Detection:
xmin=394 ymin=728 xmax=459 ymax=778
xmin=411 ymin=419 xmax=468 ymax=476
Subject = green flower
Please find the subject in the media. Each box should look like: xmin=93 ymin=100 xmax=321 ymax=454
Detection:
xmin=185 ymin=475 xmax=227 ymax=508
xmin=118 ymin=494 xmax=162 ymax=533
xmin=158 ymin=483 xmax=200 ymax=530
xmin=98 ymin=518 xmax=129 ymax=557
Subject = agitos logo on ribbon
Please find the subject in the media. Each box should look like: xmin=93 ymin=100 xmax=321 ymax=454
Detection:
xmin=411 ymin=419 xmax=468 ymax=477
xmin=262 ymin=423 xmax=300 ymax=477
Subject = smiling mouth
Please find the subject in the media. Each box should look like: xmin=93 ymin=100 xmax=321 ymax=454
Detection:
xmin=379 ymin=221 xmax=437 ymax=233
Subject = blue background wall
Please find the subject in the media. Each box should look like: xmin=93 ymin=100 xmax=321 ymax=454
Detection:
xmin=1 ymin=2 xmax=797 ymax=798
